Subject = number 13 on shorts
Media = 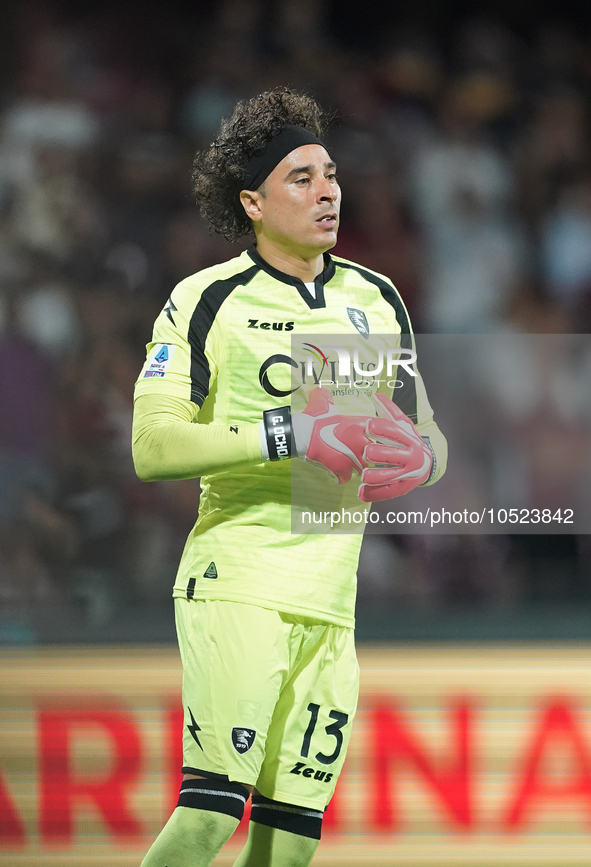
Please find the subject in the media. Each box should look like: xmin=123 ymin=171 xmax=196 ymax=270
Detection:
xmin=258 ymin=700 xmax=355 ymax=810
xmin=256 ymin=623 xmax=359 ymax=812
xmin=298 ymin=703 xmax=349 ymax=770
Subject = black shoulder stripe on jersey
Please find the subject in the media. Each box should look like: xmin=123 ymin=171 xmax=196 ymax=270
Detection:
xmin=188 ymin=264 xmax=260 ymax=406
xmin=333 ymin=260 xmax=418 ymax=422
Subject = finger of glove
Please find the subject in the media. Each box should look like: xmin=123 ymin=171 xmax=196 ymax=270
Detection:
xmin=303 ymin=387 xmax=336 ymax=418
xmin=363 ymin=448 xmax=427 ymax=477
xmin=366 ymin=416 xmax=415 ymax=447
xmin=363 ymin=442 xmax=408 ymax=465
xmin=329 ymin=415 xmax=373 ymax=472
xmin=372 ymin=393 xmax=413 ymax=424
xmin=295 ymin=390 xmax=339 ymax=457
xmin=358 ymin=478 xmax=419 ymax=502
xmin=362 ymin=465 xmax=416 ymax=485
xmin=362 ymin=455 xmax=431 ymax=486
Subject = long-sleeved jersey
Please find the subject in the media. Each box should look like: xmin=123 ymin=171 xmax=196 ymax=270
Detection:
xmin=133 ymin=246 xmax=446 ymax=627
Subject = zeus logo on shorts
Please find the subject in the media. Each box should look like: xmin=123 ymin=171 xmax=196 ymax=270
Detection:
xmin=231 ymin=727 xmax=257 ymax=753
xmin=290 ymin=763 xmax=333 ymax=783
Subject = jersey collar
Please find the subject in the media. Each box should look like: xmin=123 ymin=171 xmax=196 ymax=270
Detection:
xmin=247 ymin=245 xmax=335 ymax=310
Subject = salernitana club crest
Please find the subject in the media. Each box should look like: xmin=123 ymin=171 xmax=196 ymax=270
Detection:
xmin=347 ymin=307 xmax=370 ymax=338
xmin=231 ymin=727 xmax=257 ymax=754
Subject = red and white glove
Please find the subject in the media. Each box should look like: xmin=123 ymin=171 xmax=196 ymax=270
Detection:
xmin=292 ymin=388 xmax=374 ymax=483
xmin=262 ymin=388 xmax=377 ymax=483
xmin=261 ymin=389 xmax=434 ymax=497
xmin=358 ymin=393 xmax=434 ymax=502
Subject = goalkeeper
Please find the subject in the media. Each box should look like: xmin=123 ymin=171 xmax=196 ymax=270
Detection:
xmin=133 ymin=86 xmax=446 ymax=867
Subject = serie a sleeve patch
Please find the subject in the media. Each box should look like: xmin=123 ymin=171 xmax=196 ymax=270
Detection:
xmin=143 ymin=343 xmax=176 ymax=378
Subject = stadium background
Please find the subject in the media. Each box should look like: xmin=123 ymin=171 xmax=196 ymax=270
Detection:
xmin=1 ymin=0 xmax=591 ymax=862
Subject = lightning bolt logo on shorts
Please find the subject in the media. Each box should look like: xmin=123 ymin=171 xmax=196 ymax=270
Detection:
xmin=187 ymin=707 xmax=203 ymax=749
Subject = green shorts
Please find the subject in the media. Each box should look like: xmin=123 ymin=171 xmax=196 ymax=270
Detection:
xmin=175 ymin=598 xmax=359 ymax=811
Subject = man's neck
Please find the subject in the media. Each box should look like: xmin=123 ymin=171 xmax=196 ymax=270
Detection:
xmin=255 ymin=236 xmax=326 ymax=282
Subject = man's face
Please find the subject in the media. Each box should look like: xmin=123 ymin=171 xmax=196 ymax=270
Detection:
xmin=242 ymin=144 xmax=341 ymax=257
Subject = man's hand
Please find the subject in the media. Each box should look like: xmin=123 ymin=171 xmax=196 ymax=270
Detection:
xmin=292 ymin=388 xmax=375 ymax=483
xmin=358 ymin=393 xmax=434 ymax=502
xmin=262 ymin=389 xmax=434 ymax=497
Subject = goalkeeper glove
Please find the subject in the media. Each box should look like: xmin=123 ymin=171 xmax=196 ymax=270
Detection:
xmin=358 ymin=393 xmax=435 ymax=502
xmin=262 ymin=388 xmax=434 ymax=493
xmin=262 ymin=388 xmax=374 ymax=483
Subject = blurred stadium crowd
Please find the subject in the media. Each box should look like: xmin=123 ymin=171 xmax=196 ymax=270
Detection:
xmin=1 ymin=0 xmax=590 ymax=642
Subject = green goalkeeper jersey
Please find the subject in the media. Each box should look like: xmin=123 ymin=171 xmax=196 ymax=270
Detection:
xmin=134 ymin=247 xmax=445 ymax=627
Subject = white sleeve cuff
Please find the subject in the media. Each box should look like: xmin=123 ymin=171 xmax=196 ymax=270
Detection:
xmin=259 ymin=421 xmax=270 ymax=461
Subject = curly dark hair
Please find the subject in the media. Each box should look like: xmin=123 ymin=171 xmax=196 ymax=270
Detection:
xmin=192 ymin=87 xmax=329 ymax=241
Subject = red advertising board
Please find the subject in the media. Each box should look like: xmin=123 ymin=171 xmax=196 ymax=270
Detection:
xmin=2 ymin=645 xmax=591 ymax=865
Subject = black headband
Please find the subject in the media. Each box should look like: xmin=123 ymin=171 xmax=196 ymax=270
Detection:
xmin=242 ymin=124 xmax=325 ymax=191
